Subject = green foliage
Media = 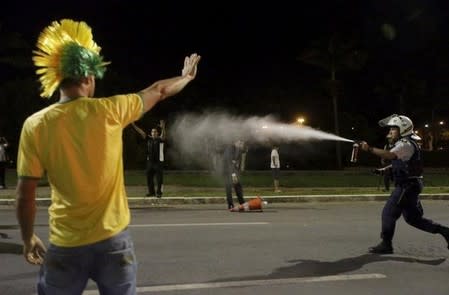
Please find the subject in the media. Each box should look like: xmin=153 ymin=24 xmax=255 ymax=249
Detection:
xmin=122 ymin=169 xmax=449 ymax=187
xmin=2 ymin=169 xmax=449 ymax=199
xmin=298 ymin=34 xmax=368 ymax=74
xmin=0 ymin=23 xmax=32 ymax=69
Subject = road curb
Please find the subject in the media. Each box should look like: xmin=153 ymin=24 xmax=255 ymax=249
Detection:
xmin=2 ymin=194 xmax=449 ymax=207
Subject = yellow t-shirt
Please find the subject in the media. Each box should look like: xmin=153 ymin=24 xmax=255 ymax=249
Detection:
xmin=17 ymin=94 xmax=143 ymax=247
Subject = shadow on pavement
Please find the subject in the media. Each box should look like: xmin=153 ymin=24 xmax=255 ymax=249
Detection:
xmin=0 ymin=241 xmax=22 ymax=254
xmin=0 ymin=230 xmax=22 ymax=254
xmin=212 ymin=253 xmax=446 ymax=282
xmin=268 ymin=254 xmax=446 ymax=278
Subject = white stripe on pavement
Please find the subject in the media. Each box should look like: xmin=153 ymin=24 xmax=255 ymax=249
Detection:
xmin=82 ymin=273 xmax=386 ymax=294
xmin=129 ymin=222 xmax=269 ymax=227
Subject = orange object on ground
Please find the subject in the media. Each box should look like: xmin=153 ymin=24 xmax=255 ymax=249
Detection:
xmin=230 ymin=196 xmax=265 ymax=212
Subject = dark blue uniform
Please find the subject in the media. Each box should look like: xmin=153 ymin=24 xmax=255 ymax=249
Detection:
xmin=378 ymin=136 xmax=445 ymax=247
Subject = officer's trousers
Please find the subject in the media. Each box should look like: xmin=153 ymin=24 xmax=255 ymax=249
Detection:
xmin=381 ymin=179 xmax=440 ymax=242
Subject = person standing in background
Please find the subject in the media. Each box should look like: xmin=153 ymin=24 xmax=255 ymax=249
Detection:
xmin=0 ymin=136 xmax=9 ymax=189
xmin=223 ymin=139 xmax=246 ymax=210
xmin=271 ymin=144 xmax=281 ymax=193
xmin=132 ymin=120 xmax=166 ymax=198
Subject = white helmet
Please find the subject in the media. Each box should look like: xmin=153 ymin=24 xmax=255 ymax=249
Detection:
xmin=378 ymin=114 xmax=414 ymax=137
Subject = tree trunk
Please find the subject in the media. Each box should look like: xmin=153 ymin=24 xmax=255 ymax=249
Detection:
xmin=330 ymin=68 xmax=342 ymax=170
xmin=399 ymin=94 xmax=405 ymax=114
xmin=332 ymin=93 xmax=342 ymax=169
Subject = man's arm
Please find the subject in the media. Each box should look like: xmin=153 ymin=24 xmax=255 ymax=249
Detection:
xmin=0 ymin=137 xmax=8 ymax=151
xmin=232 ymin=150 xmax=242 ymax=172
xmin=16 ymin=178 xmax=46 ymax=265
xmin=138 ymin=53 xmax=200 ymax=113
xmin=131 ymin=123 xmax=147 ymax=139
xmin=159 ymin=120 xmax=166 ymax=140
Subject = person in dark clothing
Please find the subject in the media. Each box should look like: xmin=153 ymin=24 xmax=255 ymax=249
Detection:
xmin=132 ymin=120 xmax=166 ymax=198
xmin=0 ymin=136 xmax=9 ymax=189
xmin=360 ymin=114 xmax=449 ymax=254
xmin=223 ymin=139 xmax=246 ymax=210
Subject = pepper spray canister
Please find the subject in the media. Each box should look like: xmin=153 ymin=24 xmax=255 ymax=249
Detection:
xmin=350 ymin=143 xmax=359 ymax=163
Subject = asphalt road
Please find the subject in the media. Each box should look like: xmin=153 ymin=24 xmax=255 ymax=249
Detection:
xmin=1 ymin=201 xmax=449 ymax=295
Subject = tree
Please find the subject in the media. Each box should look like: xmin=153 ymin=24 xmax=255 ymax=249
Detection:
xmin=0 ymin=23 xmax=32 ymax=69
xmin=373 ymin=70 xmax=426 ymax=114
xmin=298 ymin=33 xmax=367 ymax=169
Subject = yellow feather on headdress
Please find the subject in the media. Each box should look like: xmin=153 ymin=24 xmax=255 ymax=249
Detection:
xmin=33 ymin=19 xmax=109 ymax=98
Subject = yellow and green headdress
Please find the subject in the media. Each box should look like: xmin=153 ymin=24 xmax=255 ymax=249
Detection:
xmin=32 ymin=19 xmax=109 ymax=98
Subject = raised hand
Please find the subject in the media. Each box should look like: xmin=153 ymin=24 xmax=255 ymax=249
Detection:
xmin=182 ymin=53 xmax=201 ymax=80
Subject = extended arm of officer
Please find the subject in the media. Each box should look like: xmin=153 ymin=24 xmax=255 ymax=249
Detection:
xmin=359 ymin=141 xmax=397 ymax=161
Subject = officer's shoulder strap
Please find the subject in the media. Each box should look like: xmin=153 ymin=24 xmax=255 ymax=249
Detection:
xmin=404 ymin=137 xmax=422 ymax=161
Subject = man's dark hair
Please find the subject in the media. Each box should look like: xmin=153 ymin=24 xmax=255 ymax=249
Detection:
xmin=151 ymin=127 xmax=161 ymax=134
xmin=59 ymin=78 xmax=83 ymax=89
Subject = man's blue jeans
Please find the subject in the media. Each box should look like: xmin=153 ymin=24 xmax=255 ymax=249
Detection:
xmin=37 ymin=228 xmax=137 ymax=295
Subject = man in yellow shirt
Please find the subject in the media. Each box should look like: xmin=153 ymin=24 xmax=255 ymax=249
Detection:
xmin=16 ymin=19 xmax=200 ymax=295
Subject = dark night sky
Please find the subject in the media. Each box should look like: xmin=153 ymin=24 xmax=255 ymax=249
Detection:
xmin=1 ymin=0 xmax=449 ymax=133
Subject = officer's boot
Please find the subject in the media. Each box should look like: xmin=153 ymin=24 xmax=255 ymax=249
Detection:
xmin=368 ymin=240 xmax=393 ymax=254
xmin=437 ymin=225 xmax=449 ymax=249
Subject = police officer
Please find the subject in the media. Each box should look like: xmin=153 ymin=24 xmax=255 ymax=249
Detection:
xmin=360 ymin=114 xmax=449 ymax=254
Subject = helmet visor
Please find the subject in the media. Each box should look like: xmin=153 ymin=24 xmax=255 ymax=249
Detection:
xmin=378 ymin=114 xmax=398 ymax=127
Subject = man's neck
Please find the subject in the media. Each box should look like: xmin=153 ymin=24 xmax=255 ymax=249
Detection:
xmin=59 ymin=96 xmax=84 ymax=103
xmin=59 ymin=86 xmax=89 ymax=103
